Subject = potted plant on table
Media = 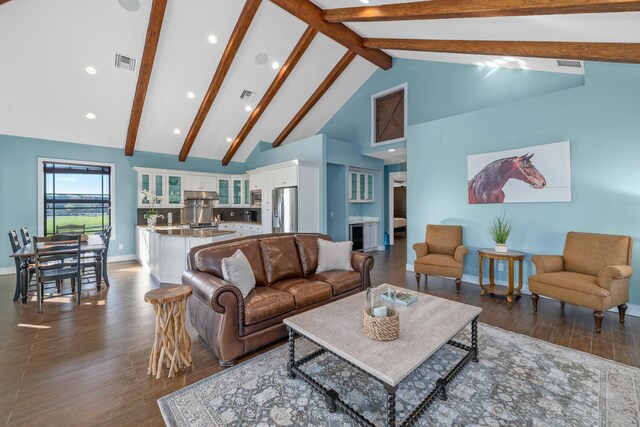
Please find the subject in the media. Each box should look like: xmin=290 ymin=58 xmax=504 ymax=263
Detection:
xmin=142 ymin=190 xmax=163 ymax=228
xmin=490 ymin=211 xmax=512 ymax=253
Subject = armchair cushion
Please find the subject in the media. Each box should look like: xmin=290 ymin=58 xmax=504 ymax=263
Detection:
xmin=425 ymin=225 xmax=462 ymax=256
xmin=415 ymin=254 xmax=461 ymax=269
xmin=244 ymin=287 xmax=295 ymax=326
xmin=413 ymin=242 xmax=428 ymax=258
xmin=530 ymin=272 xmax=607 ymax=297
xmin=563 ymin=232 xmax=632 ymax=277
xmin=532 ymin=255 xmax=564 ymax=275
xmin=598 ymin=265 xmax=633 ymax=290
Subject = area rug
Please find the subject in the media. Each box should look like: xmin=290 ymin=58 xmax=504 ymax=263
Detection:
xmin=158 ymin=324 xmax=640 ymax=426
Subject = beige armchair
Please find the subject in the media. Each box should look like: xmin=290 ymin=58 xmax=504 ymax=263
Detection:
xmin=413 ymin=225 xmax=468 ymax=293
xmin=529 ymin=232 xmax=633 ymax=333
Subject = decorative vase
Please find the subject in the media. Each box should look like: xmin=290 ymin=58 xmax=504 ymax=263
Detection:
xmin=495 ymin=243 xmax=508 ymax=253
xmin=147 ymin=215 xmax=157 ymax=228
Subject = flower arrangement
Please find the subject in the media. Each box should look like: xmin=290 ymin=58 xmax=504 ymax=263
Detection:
xmin=142 ymin=190 xmax=163 ymax=224
xmin=490 ymin=211 xmax=512 ymax=252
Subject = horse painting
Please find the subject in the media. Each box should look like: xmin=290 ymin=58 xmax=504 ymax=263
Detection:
xmin=468 ymin=153 xmax=546 ymax=204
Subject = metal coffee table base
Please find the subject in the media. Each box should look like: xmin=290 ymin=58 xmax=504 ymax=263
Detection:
xmin=287 ymin=317 xmax=479 ymax=427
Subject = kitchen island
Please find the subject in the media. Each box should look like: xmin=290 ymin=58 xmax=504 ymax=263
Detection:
xmin=136 ymin=226 xmax=237 ymax=284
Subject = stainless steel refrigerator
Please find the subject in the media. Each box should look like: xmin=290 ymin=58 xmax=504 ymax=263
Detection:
xmin=272 ymin=186 xmax=298 ymax=233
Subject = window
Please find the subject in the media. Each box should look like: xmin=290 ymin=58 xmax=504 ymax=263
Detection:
xmin=42 ymin=161 xmax=113 ymax=236
xmin=371 ymin=83 xmax=408 ymax=146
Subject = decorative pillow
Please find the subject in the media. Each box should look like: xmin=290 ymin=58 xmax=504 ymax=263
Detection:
xmin=316 ymin=240 xmax=353 ymax=274
xmin=221 ymin=249 xmax=256 ymax=298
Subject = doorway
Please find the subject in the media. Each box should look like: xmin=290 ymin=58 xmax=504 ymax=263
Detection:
xmin=388 ymin=171 xmax=407 ymax=246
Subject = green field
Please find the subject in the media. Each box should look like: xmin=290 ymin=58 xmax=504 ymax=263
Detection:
xmin=46 ymin=215 xmax=110 ymax=234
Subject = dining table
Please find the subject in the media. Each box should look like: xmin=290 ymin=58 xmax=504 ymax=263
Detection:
xmin=10 ymin=234 xmax=108 ymax=304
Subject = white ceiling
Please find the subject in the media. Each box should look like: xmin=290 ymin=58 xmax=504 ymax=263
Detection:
xmin=0 ymin=0 xmax=638 ymax=163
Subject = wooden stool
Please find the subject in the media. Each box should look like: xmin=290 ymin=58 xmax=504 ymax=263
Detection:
xmin=144 ymin=285 xmax=193 ymax=379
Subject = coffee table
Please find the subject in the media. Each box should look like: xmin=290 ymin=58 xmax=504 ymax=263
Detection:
xmin=284 ymin=284 xmax=482 ymax=426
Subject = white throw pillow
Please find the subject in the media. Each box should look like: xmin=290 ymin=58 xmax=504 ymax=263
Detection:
xmin=221 ymin=249 xmax=256 ymax=298
xmin=316 ymin=240 xmax=353 ymax=274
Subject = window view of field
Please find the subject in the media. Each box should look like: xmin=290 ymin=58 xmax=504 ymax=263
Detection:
xmin=44 ymin=163 xmax=111 ymax=235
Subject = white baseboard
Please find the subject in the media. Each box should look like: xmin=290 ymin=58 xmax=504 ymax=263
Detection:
xmin=406 ymin=264 xmax=640 ymax=318
xmin=0 ymin=254 xmax=138 ymax=277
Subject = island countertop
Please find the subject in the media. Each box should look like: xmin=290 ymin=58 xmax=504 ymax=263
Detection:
xmin=148 ymin=228 xmax=236 ymax=238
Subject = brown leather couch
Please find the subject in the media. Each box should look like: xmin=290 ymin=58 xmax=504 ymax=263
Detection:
xmin=529 ymin=232 xmax=633 ymax=333
xmin=413 ymin=225 xmax=468 ymax=293
xmin=183 ymin=233 xmax=374 ymax=366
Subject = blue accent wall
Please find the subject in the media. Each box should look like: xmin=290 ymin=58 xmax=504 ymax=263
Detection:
xmin=326 ymin=163 xmax=347 ymax=241
xmin=320 ymin=58 xmax=585 ymax=156
xmin=405 ymin=61 xmax=640 ymax=304
xmin=0 ymin=134 xmax=244 ymax=269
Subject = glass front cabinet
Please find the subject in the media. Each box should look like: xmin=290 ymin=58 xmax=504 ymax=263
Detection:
xmin=166 ymin=175 xmax=183 ymax=206
xmin=232 ymin=178 xmax=242 ymax=205
xmin=218 ymin=178 xmax=230 ymax=205
xmin=244 ymin=178 xmax=250 ymax=206
xmin=349 ymin=171 xmax=374 ymax=203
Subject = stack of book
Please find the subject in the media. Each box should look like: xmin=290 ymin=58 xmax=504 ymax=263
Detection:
xmin=381 ymin=289 xmax=418 ymax=306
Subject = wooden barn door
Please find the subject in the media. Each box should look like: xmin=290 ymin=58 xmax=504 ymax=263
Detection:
xmin=375 ymin=89 xmax=404 ymax=143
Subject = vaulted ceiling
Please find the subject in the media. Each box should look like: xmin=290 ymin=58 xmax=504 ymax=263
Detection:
xmin=0 ymin=0 xmax=638 ymax=164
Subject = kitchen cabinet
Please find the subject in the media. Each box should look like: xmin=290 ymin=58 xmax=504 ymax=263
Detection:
xmin=184 ymin=175 xmax=217 ymax=192
xmin=138 ymin=172 xmax=180 ymax=207
xmin=232 ymin=178 xmax=243 ymax=205
xmin=218 ymin=178 xmax=230 ymax=205
xmin=166 ymin=175 xmax=183 ymax=207
xmin=270 ymin=165 xmax=297 ymax=188
xmin=201 ymin=176 xmax=217 ymax=192
xmin=363 ymin=222 xmax=378 ymax=251
xmin=249 ymin=171 xmax=266 ymax=191
xmin=244 ymin=178 xmax=250 ymax=206
xmin=349 ymin=171 xmax=374 ymax=203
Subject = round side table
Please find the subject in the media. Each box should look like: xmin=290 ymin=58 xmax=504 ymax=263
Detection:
xmin=144 ymin=285 xmax=193 ymax=379
xmin=478 ymin=249 xmax=525 ymax=303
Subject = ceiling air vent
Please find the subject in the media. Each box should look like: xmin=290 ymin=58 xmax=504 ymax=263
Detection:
xmin=115 ymin=54 xmax=137 ymax=72
xmin=239 ymin=90 xmax=254 ymax=101
xmin=556 ymin=59 xmax=582 ymax=69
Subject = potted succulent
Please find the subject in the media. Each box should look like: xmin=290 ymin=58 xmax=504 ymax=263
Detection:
xmin=490 ymin=211 xmax=512 ymax=253
xmin=142 ymin=190 xmax=163 ymax=227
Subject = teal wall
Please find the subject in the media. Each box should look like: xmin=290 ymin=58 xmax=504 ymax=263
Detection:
xmin=0 ymin=134 xmax=244 ymax=269
xmin=405 ymin=61 xmax=640 ymax=303
xmin=320 ymin=58 xmax=585 ymax=156
xmin=326 ymin=163 xmax=347 ymax=241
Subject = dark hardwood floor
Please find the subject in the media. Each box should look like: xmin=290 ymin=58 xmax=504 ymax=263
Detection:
xmin=2 ymin=237 xmax=639 ymax=425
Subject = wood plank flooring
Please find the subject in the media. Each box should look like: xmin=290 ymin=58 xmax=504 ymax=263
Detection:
xmin=1 ymin=237 xmax=639 ymax=426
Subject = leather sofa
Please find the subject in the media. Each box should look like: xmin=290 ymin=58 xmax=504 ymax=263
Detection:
xmin=529 ymin=232 xmax=633 ymax=333
xmin=183 ymin=233 xmax=374 ymax=366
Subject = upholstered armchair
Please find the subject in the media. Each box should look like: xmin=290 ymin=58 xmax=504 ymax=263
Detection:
xmin=529 ymin=232 xmax=633 ymax=333
xmin=413 ymin=225 xmax=468 ymax=293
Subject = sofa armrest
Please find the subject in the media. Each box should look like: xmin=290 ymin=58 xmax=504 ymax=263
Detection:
xmin=531 ymin=255 xmax=564 ymax=275
xmin=454 ymin=245 xmax=468 ymax=263
xmin=351 ymin=252 xmax=374 ymax=290
xmin=182 ymin=270 xmax=244 ymax=315
xmin=598 ymin=265 xmax=633 ymax=290
xmin=413 ymin=242 xmax=428 ymax=258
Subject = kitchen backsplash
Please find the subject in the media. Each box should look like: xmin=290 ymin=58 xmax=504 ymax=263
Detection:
xmin=137 ymin=208 xmax=261 ymax=225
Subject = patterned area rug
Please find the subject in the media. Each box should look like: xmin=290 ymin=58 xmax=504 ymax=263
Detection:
xmin=159 ymin=324 xmax=640 ymax=426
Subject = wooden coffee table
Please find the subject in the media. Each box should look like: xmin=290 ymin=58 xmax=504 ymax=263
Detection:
xmin=284 ymin=284 xmax=482 ymax=427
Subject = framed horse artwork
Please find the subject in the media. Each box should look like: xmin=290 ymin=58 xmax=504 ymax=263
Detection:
xmin=468 ymin=141 xmax=571 ymax=204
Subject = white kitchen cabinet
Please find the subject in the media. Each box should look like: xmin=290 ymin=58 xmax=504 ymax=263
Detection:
xmin=201 ymin=176 xmax=217 ymax=192
xmin=249 ymin=171 xmax=266 ymax=191
xmin=270 ymin=165 xmax=297 ymax=188
xmin=363 ymin=222 xmax=378 ymax=251
xmin=217 ymin=178 xmax=230 ymax=205
xmin=232 ymin=178 xmax=243 ymax=206
xmin=184 ymin=175 xmax=217 ymax=192
xmin=138 ymin=172 xmax=177 ymax=207
xmin=243 ymin=177 xmax=250 ymax=206
xmin=349 ymin=171 xmax=374 ymax=203
xmin=165 ymin=174 xmax=183 ymax=207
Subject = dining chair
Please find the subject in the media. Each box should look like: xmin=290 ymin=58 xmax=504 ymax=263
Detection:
xmin=79 ymin=226 xmax=111 ymax=290
xmin=33 ymin=234 xmax=82 ymax=310
xmin=56 ymin=224 xmax=86 ymax=234
xmin=9 ymin=230 xmax=25 ymax=302
xmin=20 ymin=227 xmax=32 ymax=246
xmin=100 ymin=226 xmax=112 ymax=287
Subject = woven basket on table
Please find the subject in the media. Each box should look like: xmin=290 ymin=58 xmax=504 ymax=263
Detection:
xmin=363 ymin=309 xmax=399 ymax=341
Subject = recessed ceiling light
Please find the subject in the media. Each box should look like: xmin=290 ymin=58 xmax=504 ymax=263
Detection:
xmin=173 ymin=128 xmax=181 ymax=135
xmin=226 ymin=137 xmax=233 ymax=143
xmin=271 ymin=61 xmax=280 ymax=70
xmin=388 ymin=148 xmax=396 ymax=152
xmin=187 ymin=91 xmax=195 ymax=99
xmin=245 ymin=105 xmax=252 ymax=112
xmin=494 ymin=59 xmax=507 ymax=65
xmin=360 ymin=0 xmax=370 ymax=3
xmin=85 ymin=113 xmax=96 ymax=120
xmin=85 ymin=66 xmax=97 ymax=75
xmin=503 ymin=57 xmax=518 ymax=63
xmin=208 ymin=35 xmax=218 ymax=44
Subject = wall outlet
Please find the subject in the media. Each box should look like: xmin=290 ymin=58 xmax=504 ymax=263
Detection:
xmin=118 ymin=244 xmax=123 ymax=250
xmin=498 ymin=262 xmax=504 ymax=272
xmin=330 ymin=212 xmax=334 ymax=218
xmin=230 ymin=212 xmax=234 ymax=217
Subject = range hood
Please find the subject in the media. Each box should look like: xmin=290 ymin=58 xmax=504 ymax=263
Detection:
xmin=184 ymin=190 xmax=219 ymax=201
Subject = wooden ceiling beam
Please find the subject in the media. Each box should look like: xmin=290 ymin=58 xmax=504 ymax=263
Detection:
xmin=222 ymin=26 xmax=318 ymax=165
xmin=269 ymin=0 xmax=392 ymax=70
xmin=362 ymin=39 xmax=640 ymax=64
xmin=124 ymin=0 xmax=167 ymax=157
xmin=324 ymin=0 xmax=640 ymax=23
xmin=273 ymin=50 xmax=357 ymax=148
xmin=179 ymin=0 xmax=262 ymax=162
